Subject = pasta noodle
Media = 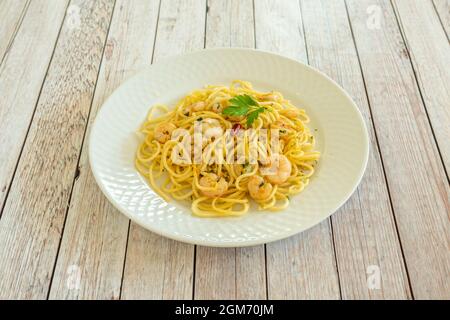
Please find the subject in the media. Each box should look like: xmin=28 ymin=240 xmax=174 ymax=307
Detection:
xmin=135 ymin=80 xmax=320 ymax=217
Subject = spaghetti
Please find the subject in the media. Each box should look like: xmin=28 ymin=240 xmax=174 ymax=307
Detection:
xmin=135 ymin=80 xmax=320 ymax=217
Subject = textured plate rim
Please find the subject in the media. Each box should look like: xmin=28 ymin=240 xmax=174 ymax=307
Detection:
xmin=89 ymin=48 xmax=369 ymax=247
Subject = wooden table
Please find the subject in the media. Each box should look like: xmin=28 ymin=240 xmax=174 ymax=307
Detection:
xmin=0 ymin=0 xmax=448 ymax=300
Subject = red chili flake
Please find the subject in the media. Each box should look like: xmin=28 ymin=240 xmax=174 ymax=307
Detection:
xmin=232 ymin=123 xmax=242 ymax=135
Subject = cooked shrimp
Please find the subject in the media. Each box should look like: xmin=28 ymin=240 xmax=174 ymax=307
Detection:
xmin=211 ymin=102 xmax=224 ymax=113
xmin=199 ymin=173 xmax=228 ymax=198
xmin=154 ymin=123 xmax=176 ymax=143
xmin=204 ymin=127 xmax=223 ymax=140
xmin=260 ymin=154 xmax=292 ymax=184
xmin=260 ymin=93 xmax=280 ymax=102
xmin=201 ymin=118 xmax=223 ymax=140
xmin=283 ymin=108 xmax=300 ymax=118
xmin=185 ymin=101 xmax=205 ymax=114
xmin=193 ymin=101 xmax=206 ymax=111
xmin=202 ymin=118 xmax=221 ymax=129
xmin=247 ymin=175 xmax=273 ymax=201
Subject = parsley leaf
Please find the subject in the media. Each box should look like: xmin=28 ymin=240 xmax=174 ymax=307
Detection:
xmin=222 ymin=94 xmax=266 ymax=126
xmin=229 ymin=94 xmax=259 ymax=108
xmin=222 ymin=105 xmax=248 ymax=116
xmin=246 ymin=107 xmax=265 ymax=126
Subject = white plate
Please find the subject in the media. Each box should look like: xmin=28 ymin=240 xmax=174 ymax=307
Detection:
xmin=89 ymin=48 xmax=369 ymax=247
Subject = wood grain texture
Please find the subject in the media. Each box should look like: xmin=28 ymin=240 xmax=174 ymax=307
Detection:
xmin=346 ymin=0 xmax=450 ymax=299
xmin=120 ymin=0 xmax=207 ymax=300
xmin=194 ymin=0 xmax=266 ymax=300
xmin=0 ymin=0 xmax=114 ymax=299
xmin=393 ymin=0 xmax=450 ymax=175
xmin=300 ymin=0 xmax=410 ymax=299
xmin=236 ymin=245 xmax=267 ymax=299
xmin=49 ymin=0 xmax=160 ymax=300
xmin=195 ymin=245 xmax=267 ymax=300
xmin=0 ymin=0 xmax=68 ymax=214
xmin=0 ymin=0 xmax=29 ymax=63
xmin=0 ymin=0 xmax=448 ymax=300
xmin=433 ymin=0 xmax=450 ymax=38
xmin=195 ymin=247 xmax=236 ymax=300
xmin=195 ymin=246 xmax=267 ymax=300
xmin=122 ymin=225 xmax=195 ymax=299
xmin=266 ymin=223 xmax=340 ymax=300
xmin=254 ymin=0 xmax=307 ymax=61
xmin=255 ymin=0 xmax=340 ymax=300
xmin=205 ymin=0 xmax=255 ymax=48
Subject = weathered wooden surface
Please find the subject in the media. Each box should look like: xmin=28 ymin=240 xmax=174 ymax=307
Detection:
xmin=0 ymin=0 xmax=68 ymax=213
xmin=0 ymin=0 xmax=115 ymax=299
xmin=0 ymin=0 xmax=448 ymax=300
xmin=255 ymin=0 xmax=341 ymax=300
xmin=0 ymin=0 xmax=29 ymax=63
xmin=301 ymin=0 xmax=411 ymax=299
xmin=433 ymin=0 xmax=450 ymax=38
xmin=121 ymin=0 xmax=206 ymax=300
xmin=194 ymin=0 xmax=267 ymax=301
xmin=49 ymin=0 xmax=160 ymax=300
xmin=393 ymin=0 xmax=450 ymax=174
xmin=346 ymin=0 xmax=449 ymax=299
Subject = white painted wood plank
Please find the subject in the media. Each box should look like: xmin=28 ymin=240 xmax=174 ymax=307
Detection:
xmin=0 ymin=0 xmax=29 ymax=62
xmin=194 ymin=0 xmax=266 ymax=300
xmin=195 ymin=247 xmax=236 ymax=300
xmin=301 ymin=0 xmax=411 ymax=299
xmin=236 ymin=245 xmax=267 ymax=299
xmin=0 ymin=0 xmax=68 ymax=214
xmin=255 ymin=0 xmax=340 ymax=300
xmin=122 ymin=224 xmax=195 ymax=299
xmin=0 ymin=0 xmax=114 ymax=299
xmin=120 ymin=0 xmax=207 ymax=300
xmin=266 ymin=223 xmax=340 ymax=300
xmin=346 ymin=0 xmax=450 ymax=299
xmin=205 ymin=0 xmax=255 ymax=48
xmin=433 ymin=0 xmax=450 ymax=38
xmin=254 ymin=0 xmax=307 ymax=61
xmin=393 ymin=0 xmax=450 ymax=174
xmin=196 ymin=244 xmax=267 ymax=300
xmin=49 ymin=0 xmax=160 ymax=299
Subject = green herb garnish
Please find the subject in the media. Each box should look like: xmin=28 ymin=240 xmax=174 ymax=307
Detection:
xmin=246 ymin=108 xmax=265 ymax=126
xmin=224 ymin=95 xmax=259 ymax=114
xmin=222 ymin=94 xmax=266 ymax=126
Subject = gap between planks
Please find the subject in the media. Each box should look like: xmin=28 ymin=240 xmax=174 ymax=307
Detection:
xmin=0 ymin=0 xmax=31 ymax=66
xmin=0 ymin=0 xmax=116 ymax=299
xmin=345 ymin=0 xmax=449 ymax=298
xmin=342 ymin=0 xmax=414 ymax=298
xmin=0 ymin=0 xmax=71 ymax=218
xmin=1 ymin=0 xmax=446 ymax=300
xmin=46 ymin=0 xmax=119 ymax=299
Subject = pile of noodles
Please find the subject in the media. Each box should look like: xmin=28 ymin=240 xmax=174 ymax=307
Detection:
xmin=135 ymin=80 xmax=320 ymax=217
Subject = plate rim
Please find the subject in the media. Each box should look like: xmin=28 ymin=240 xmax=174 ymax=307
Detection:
xmin=88 ymin=47 xmax=370 ymax=247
